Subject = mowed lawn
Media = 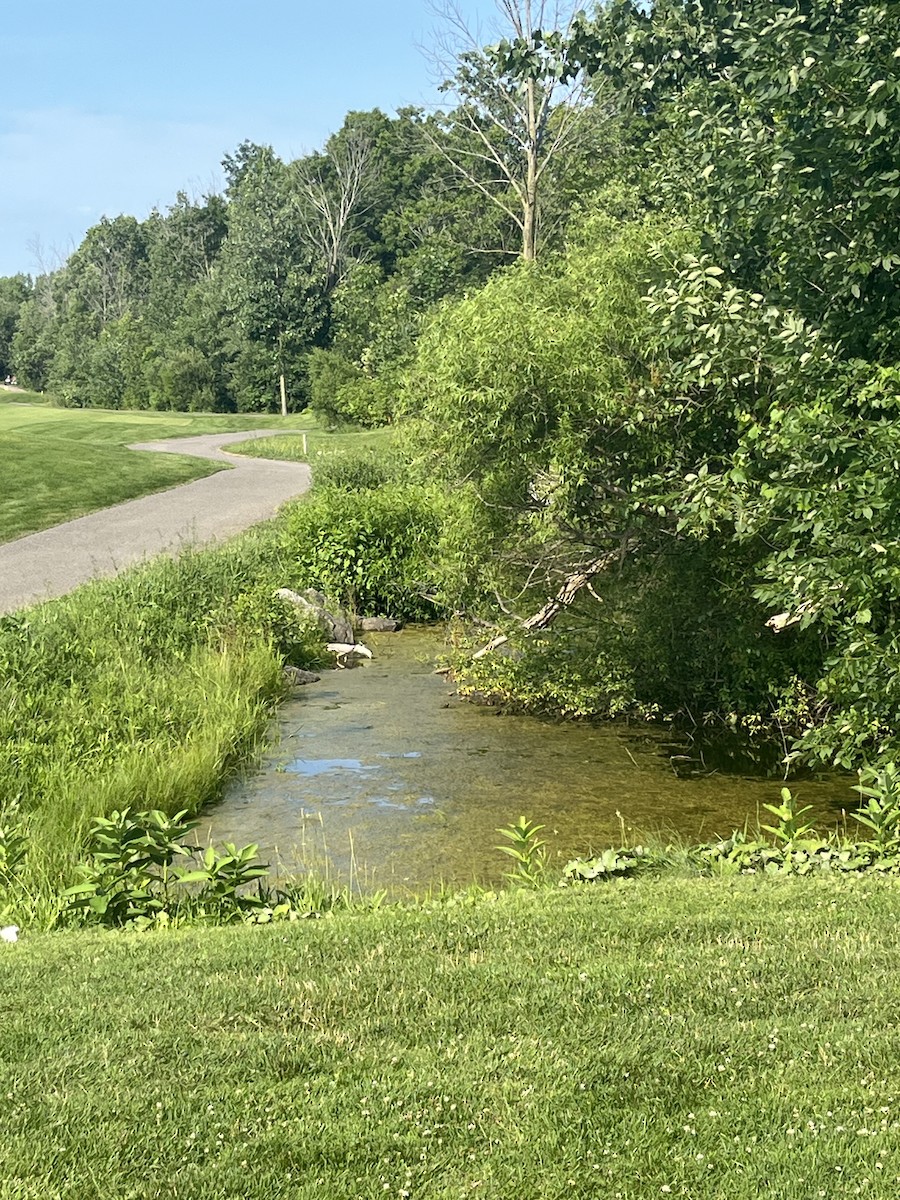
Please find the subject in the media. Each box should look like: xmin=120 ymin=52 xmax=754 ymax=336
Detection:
xmin=228 ymin=425 xmax=394 ymax=463
xmin=0 ymin=394 xmax=311 ymax=543
xmin=3 ymin=876 xmax=900 ymax=1199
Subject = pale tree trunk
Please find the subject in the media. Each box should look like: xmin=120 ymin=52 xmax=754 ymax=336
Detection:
xmin=279 ymin=372 xmax=287 ymax=417
xmin=522 ymin=77 xmax=539 ymax=261
xmin=428 ymin=0 xmax=585 ymax=264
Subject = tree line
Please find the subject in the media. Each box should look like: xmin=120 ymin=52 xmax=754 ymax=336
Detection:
xmin=0 ymin=3 xmax=613 ymax=415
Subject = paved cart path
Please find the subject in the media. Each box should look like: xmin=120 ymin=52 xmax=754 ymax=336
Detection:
xmin=0 ymin=431 xmax=311 ymax=614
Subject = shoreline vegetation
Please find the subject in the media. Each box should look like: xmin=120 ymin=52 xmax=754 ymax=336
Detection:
xmin=2 ymin=420 xmax=899 ymax=929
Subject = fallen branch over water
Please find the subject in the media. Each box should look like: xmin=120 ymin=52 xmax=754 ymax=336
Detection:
xmin=472 ymin=549 xmax=624 ymax=659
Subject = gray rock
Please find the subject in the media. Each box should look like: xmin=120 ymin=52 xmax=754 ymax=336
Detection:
xmin=275 ymin=587 xmax=354 ymax=644
xmin=283 ymin=666 xmax=321 ymax=686
xmin=358 ymin=617 xmax=400 ymax=633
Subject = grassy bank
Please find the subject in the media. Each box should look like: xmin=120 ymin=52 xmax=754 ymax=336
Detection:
xmin=3 ymin=875 xmax=900 ymax=1198
xmin=0 ymin=524 xmax=321 ymax=905
xmin=0 ymin=399 xmax=310 ymax=543
xmin=0 ymin=415 xmax=431 ymax=912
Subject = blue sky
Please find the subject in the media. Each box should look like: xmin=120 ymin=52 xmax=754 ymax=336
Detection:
xmin=0 ymin=0 xmax=496 ymax=277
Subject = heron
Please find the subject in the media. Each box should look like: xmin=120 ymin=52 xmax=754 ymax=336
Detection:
xmin=326 ymin=642 xmax=374 ymax=668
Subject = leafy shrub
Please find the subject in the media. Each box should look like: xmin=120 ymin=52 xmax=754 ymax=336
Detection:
xmin=279 ymin=482 xmax=446 ymax=621
xmin=308 ymin=348 xmax=393 ymax=427
xmin=62 ymin=808 xmax=199 ymax=927
xmin=61 ymin=808 xmax=276 ymax=928
xmin=853 ymin=763 xmax=900 ymax=851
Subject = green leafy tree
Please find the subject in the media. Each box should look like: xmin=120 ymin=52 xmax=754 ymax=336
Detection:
xmin=569 ymin=0 xmax=900 ymax=359
xmin=221 ymin=143 xmax=325 ymax=413
xmin=432 ymin=0 xmax=590 ymax=261
xmin=10 ymin=276 xmax=57 ymax=391
xmin=0 ymin=275 xmax=30 ymax=377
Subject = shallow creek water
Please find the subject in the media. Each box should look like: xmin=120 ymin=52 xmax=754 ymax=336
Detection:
xmin=200 ymin=628 xmax=858 ymax=891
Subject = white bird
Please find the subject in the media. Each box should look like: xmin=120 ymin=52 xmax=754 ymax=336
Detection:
xmin=1 ymin=925 xmax=19 ymax=943
xmin=326 ymin=642 xmax=373 ymax=667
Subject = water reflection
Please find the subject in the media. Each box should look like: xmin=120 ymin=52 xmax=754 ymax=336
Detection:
xmin=200 ymin=629 xmax=858 ymax=890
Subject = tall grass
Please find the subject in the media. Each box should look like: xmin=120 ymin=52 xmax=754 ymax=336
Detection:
xmin=0 ymin=526 xmax=316 ymax=903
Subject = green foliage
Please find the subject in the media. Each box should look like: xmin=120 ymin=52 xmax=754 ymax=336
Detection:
xmin=454 ymin=628 xmax=641 ymax=720
xmin=175 ymin=842 xmax=271 ymax=922
xmin=0 ymin=805 xmax=28 ymax=893
xmin=406 ymin=213 xmax=692 ymax=592
xmin=0 ymin=274 xmax=30 ymax=376
xmin=559 ymin=774 xmax=900 ymax=882
xmin=760 ymin=788 xmax=816 ymax=847
xmin=279 ymin=482 xmax=446 ymax=620
xmin=10 ymin=285 xmax=56 ymax=391
xmin=853 ymin=763 xmax=900 ymax=852
xmin=0 ymin=530 xmax=297 ymax=897
xmin=61 ymin=808 xmax=276 ymax=927
xmin=307 ymin=347 xmax=394 ymax=427
xmin=225 ymin=586 xmax=327 ymax=667
xmin=655 ymin=268 xmax=900 ymax=766
xmin=563 ymin=846 xmax=644 ymax=881
xmin=221 ymin=144 xmax=325 ymax=411
xmin=62 ymin=808 xmax=199 ymax=927
xmin=311 ymin=445 xmax=400 ymax=492
xmin=495 ymin=817 xmax=547 ymax=886
xmin=578 ymin=0 xmax=900 ymax=359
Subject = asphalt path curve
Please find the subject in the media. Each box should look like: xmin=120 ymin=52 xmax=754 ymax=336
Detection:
xmin=0 ymin=431 xmax=311 ymax=614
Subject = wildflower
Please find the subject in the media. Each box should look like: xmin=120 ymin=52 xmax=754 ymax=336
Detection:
xmin=0 ymin=925 xmax=18 ymax=943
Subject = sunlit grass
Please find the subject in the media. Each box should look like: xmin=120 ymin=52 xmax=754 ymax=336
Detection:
xmin=0 ymin=529 xmax=301 ymax=900
xmin=3 ymin=875 xmax=900 ymax=1198
xmin=0 ymin=399 xmax=308 ymax=543
xmin=229 ymin=424 xmax=394 ymax=463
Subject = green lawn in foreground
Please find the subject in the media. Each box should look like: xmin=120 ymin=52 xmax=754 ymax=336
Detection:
xmin=0 ymin=397 xmax=312 ymax=543
xmin=3 ymin=875 xmax=900 ymax=1199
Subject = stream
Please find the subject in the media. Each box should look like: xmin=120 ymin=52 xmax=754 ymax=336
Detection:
xmin=199 ymin=628 xmax=858 ymax=891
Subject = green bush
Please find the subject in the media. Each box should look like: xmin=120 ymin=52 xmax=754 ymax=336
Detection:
xmin=279 ymin=482 xmax=446 ymax=621
xmin=308 ymin=348 xmax=394 ymax=427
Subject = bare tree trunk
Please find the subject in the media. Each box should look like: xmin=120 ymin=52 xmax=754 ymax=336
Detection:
xmin=279 ymin=372 xmax=287 ymax=417
xmin=294 ymin=131 xmax=375 ymax=292
xmin=428 ymin=0 xmax=585 ymax=263
xmin=522 ymin=78 xmax=539 ymax=261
